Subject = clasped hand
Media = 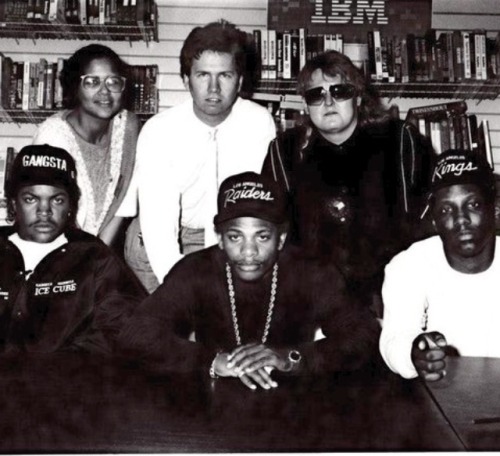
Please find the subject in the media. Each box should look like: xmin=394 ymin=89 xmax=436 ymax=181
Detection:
xmin=411 ymin=331 xmax=447 ymax=382
xmin=214 ymin=343 xmax=290 ymax=390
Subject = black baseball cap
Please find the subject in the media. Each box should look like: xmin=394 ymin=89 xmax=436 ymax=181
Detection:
xmin=6 ymin=144 xmax=78 ymax=198
xmin=214 ymin=172 xmax=287 ymax=225
xmin=421 ymin=149 xmax=495 ymax=218
xmin=430 ymin=149 xmax=494 ymax=194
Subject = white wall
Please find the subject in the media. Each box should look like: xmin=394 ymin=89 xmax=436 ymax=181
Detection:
xmin=0 ymin=0 xmax=499 ymax=167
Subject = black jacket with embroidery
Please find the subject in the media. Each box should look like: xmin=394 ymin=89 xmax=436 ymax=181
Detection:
xmin=262 ymin=119 xmax=434 ymax=287
xmin=0 ymin=227 xmax=146 ymax=354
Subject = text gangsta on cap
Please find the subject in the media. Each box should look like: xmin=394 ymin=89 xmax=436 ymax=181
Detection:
xmin=6 ymin=144 xmax=78 ymax=198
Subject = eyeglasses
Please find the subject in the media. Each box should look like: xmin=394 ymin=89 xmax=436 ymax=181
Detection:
xmin=303 ymin=84 xmax=356 ymax=106
xmin=80 ymin=75 xmax=126 ymax=93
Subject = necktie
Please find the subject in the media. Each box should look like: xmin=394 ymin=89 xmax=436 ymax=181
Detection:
xmin=204 ymin=128 xmax=219 ymax=247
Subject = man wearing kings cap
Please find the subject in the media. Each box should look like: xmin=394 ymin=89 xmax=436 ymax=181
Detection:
xmin=380 ymin=149 xmax=500 ymax=382
xmin=117 ymin=172 xmax=379 ymax=390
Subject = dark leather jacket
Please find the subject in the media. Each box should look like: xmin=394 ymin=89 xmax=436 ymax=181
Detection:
xmin=0 ymin=227 xmax=146 ymax=354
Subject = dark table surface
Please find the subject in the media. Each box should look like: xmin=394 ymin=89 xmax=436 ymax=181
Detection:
xmin=427 ymin=356 xmax=500 ymax=451
xmin=0 ymin=354 xmax=464 ymax=452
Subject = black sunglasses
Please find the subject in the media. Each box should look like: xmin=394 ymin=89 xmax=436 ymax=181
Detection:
xmin=304 ymin=83 xmax=357 ymax=106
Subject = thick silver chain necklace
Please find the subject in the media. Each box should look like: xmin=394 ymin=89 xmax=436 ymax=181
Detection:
xmin=225 ymin=262 xmax=278 ymax=346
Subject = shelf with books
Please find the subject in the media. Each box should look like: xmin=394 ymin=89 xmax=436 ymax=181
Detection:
xmin=0 ymin=0 xmax=158 ymax=43
xmin=0 ymin=22 xmax=158 ymax=43
xmin=405 ymin=100 xmax=494 ymax=168
xmin=254 ymin=80 xmax=500 ymax=101
xmin=373 ymin=81 xmax=500 ymax=101
xmin=0 ymin=109 xmax=155 ymax=125
xmin=0 ymin=54 xmax=159 ymax=125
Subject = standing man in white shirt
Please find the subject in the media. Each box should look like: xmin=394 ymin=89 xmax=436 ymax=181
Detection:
xmin=125 ymin=20 xmax=276 ymax=292
xmin=380 ymin=149 xmax=500 ymax=381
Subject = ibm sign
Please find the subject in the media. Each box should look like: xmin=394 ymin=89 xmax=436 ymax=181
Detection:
xmin=311 ymin=0 xmax=389 ymax=25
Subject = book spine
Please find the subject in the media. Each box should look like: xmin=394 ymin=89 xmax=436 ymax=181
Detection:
xmin=462 ymin=31 xmax=471 ymax=79
xmin=37 ymin=58 xmax=47 ymax=108
xmin=44 ymin=62 xmax=54 ymax=109
xmin=276 ymin=32 xmax=283 ymax=80
xmin=0 ymin=149 xmax=7 ymax=200
xmin=54 ymin=57 xmax=64 ymax=108
xmin=452 ymin=30 xmax=464 ymax=81
xmin=283 ymin=31 xmax=291 ymax=80
xmin=373 ymin=30 xmax=383 ymax=81
xmin=336 ymin=33 xmax=343 ymax=53
xmin=400 ymin=38 xmax=409 ymax=83
xmin=290 ymin=30 xmax=300 ymax=78
xmin=298 ymin=27 xmax=306 ymax=71
xmin=268 ymin=29 xmax=277 ymax=80
xmin=445 ymin=32 xmax=455 ymax=82
xmin=406 ymin=34 xmax=417 ymax=82
xmin=22 ymin=62 xmax=30 ymax=111
xmin=480 ymin=32 xmax=487 ymax=80
xmin=28 ymin=61 xmax=38 ymax=111
xmin=474 ymin=32 xmax=482 ymax=80
xmin=261 ymin=29 xmax=269 ymax=80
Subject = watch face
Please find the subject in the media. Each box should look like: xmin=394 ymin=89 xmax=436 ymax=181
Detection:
xmin=289 ymin=350 xmax=301 ymax=363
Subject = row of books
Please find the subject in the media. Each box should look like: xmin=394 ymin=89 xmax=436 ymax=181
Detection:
xmin=368 ymin=30 xmax=500 ymax=84
xmin=252 ymin=27 xmax=500 ymax=85
xmin=253 ymin=28 xmax=346 ymax=81
xmin=0 ymin=0 xmax=156 ymax=27
xmin=405 ymin=100 xmax=493 ymax=167
xmin=0 ymin=54 xmax=159 ymax=122
xmin=0 ymin=147 xmax=16 ymax=225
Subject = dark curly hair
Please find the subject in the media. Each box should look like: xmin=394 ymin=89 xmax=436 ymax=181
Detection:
xmin=60 ymin=44 xmax=130 ymax=109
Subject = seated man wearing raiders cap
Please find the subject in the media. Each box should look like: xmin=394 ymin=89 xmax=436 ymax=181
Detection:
xmin=0 ymin=144 xmax=146 ymax=354
xmin=117 ymin=171 xmax=379 ymax=390
xmin=380 ymin=149 xmax=500 ymax=382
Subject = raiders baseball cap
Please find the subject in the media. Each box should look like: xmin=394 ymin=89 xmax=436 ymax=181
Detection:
xmin=6 ymin=144 xmax=78 ymax=198
xmin=214 ymin=172 xmax=287 ymax=225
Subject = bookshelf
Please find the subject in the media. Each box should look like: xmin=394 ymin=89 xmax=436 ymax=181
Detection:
xmin=0 ymin=108 xmax=156 ymax=125
xmin=0 ymin=22 xmax=158 ymax=43
xmin=254 ymin=80 xmax=500 ymax=101
xmin=0 ymin=0 xmax=160 ymax=125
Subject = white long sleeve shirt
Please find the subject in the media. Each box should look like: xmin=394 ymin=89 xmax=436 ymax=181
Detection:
xmin=380 ymin=235 xmax=500 ymax=379
xmin=135 ymin=97 xmax=276 ymax=283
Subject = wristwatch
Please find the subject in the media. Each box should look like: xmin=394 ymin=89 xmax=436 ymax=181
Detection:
xmin=209 ymin=353 xmax=220 ymax=379
xmin=288 ymin=349 xmax=302 ymax=366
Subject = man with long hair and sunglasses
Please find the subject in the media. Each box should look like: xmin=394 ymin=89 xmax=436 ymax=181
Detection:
xmin=262 ymin=50 xmax=433 ymax=317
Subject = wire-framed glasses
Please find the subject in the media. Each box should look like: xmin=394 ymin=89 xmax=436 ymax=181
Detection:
xmin=80 ymin=75 xmax=126 ymax=93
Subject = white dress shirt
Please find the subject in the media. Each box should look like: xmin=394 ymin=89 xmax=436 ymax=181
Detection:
xmin=135 ymin=97 xmax=276 ymax=282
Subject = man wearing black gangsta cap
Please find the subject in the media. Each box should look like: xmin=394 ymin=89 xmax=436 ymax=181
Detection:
xmin=118 ymin=171 xmax=379 ymax=390
xmin=0 ymin=144 xmax=146 ymax=354
xmin=380 ymin=149 xmax=500 ymax=381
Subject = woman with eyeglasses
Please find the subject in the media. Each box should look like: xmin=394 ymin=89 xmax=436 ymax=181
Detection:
xmin=32 ymin=44 xmax=140 ymax=248
xmin=262 ymin=50 xmax=434 ymax=317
